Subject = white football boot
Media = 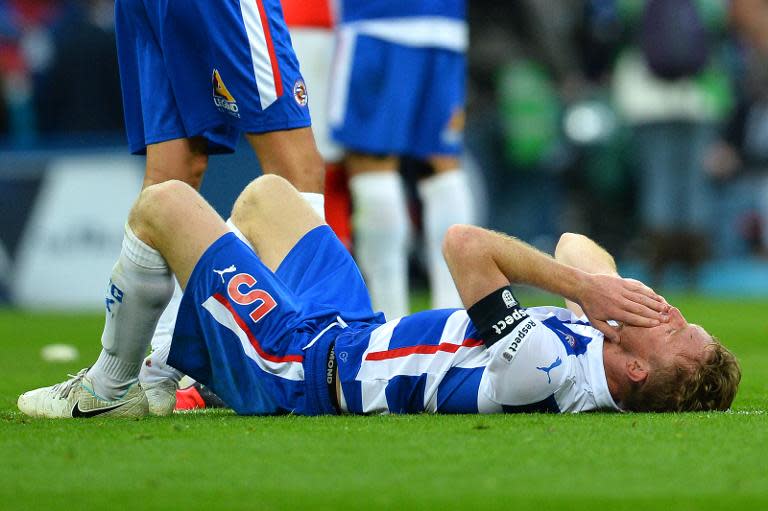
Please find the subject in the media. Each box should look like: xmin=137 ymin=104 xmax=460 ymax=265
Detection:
xmin=17 ymin=368 xmax=148 ymax=418
xmin=142 ymin=378 xmax=177 ymax=416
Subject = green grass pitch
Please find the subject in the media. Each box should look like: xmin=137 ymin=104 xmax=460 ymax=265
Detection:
xmin=1 ymin=295 xmax=767 ymax=510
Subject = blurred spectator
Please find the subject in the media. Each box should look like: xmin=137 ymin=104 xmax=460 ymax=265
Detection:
xmin=706 ymin=0 xmax=768 ymax=258
xmin=35 ymin=0 xmax=123 ymax=135
xmin=0 ymin=0 xmax=62 ymax=143
xmin=467 ymin=0 xmax=585 ymax=250
xmin=0 ymin=0 xmax=122 ymax=144
xmin=611 ymin=0 xmax=733 ymax=286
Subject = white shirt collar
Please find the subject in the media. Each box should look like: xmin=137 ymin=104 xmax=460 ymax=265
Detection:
xmin=586 ymin=336 xmax=622 ymax=411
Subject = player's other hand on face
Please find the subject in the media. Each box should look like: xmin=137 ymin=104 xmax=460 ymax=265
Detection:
xmin=577 ymin=274 xmax=670 ymax=342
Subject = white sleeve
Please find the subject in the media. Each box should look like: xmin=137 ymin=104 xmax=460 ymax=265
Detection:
xmin=481 ymin=316 xmax=568 ymax=406
xmin=466 ymin=286 xmax=569 ymax=407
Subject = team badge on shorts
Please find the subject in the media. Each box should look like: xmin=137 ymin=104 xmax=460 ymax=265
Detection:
xmin=293 ymin=79 xmax=308 ymax=107
xmin=212 ymin=69 xmax=240 ymax=118
xmin=441 ymin=107 xmax=465 ymax=146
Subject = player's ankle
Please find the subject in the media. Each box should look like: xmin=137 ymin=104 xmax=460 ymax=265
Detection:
xmin=87 ymin=351 xmax=142 ymax=400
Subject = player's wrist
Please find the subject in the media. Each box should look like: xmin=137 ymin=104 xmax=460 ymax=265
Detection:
xmin=561 ymin=266 xmax=591 ymax=305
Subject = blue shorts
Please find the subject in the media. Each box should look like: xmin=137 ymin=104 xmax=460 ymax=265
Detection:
xmin=115 ymin=0 xmax=311 ymax=155
xmin=330 ymin=35 xmax=465 ymax=158
xmin=168 ymin=226 xmax=384 ymax=415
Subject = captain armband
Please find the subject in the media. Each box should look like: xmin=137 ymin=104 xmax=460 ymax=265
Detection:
xmin=467 ymin=286 xmax=530 ymax=348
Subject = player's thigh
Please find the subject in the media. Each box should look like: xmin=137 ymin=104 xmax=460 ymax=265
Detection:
xmin=144 ymin=137 xmax=209 ymax=189
xmin=131 ymin=181 xmax=229 ymax=288
xmin=231 ymin=175 xmax=323 ymax=271
xmin=245 ymin=128 xmax=324 ymax=193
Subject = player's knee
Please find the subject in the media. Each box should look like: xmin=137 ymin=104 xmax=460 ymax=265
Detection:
xmin=232 ymin=174 xmax=296 ymax=223
xmin=131 ymin=180 xmax=193 ymax=234
xmin=442 ymin=224 xmax=481 ymax=263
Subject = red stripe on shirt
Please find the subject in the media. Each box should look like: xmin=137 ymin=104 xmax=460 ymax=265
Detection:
xmin=365 ymin=338 xmax=484 ymax=361
xmin=254 ymin=0 xmax=284 ymax=98
xmin=213 ymin=293 xmax=303 ymax=363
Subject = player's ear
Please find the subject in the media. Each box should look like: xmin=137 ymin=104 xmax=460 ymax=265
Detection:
xmin=626 ymin=358 xmax=649 ymax=384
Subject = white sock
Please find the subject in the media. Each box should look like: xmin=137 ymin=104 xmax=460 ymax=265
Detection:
xmin=301 ymin=192 xmax=326 ymax=221
xmin=139 ymin=280 xmax=184 ymax=387
xmin=88 ymin=225 xmax=174 ymax=399
xmin=418 ymin=169 xmax=474 ymax=309
xmin=349 ymin=171 xmax=410 ymax=319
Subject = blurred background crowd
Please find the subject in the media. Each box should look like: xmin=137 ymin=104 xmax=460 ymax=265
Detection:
xmin=2 ymin=0 xmax=768 ymax=306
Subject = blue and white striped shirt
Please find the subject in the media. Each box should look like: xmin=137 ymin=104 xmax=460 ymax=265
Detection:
xmin=335 ymin=306 xmax=621 ymax=414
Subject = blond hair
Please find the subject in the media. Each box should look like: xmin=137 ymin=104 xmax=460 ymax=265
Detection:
xmin=622 ymin=337 xmax=741 ymax=413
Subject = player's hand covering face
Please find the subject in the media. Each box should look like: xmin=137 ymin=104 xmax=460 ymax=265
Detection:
xmin=577 ymin=275 xmax=670 ymax=342
xmin=622 ymin=306 xmax=709 ymax=361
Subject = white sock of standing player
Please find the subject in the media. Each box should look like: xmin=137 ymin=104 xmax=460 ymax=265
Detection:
xmin=87 ymin=225 xmax=174 ymax=399
xmin=140 ymin=197 xmax=326 ymax=386
xmin=349 ymin=171 xmax=410 ymax=320
xmin=418 ymin=169 xmax=474 ymax=309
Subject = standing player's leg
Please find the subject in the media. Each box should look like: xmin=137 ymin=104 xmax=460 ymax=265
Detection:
xmin=419 ymin=154 xmax=474 ymax=309
xmin=245 ymin=127 xmax=326 ymax=218
xmin=346 ymin=155 xmax=411 ymax=320
xmin=143 ymin=137 xmax=209 ymax=189
xmin=414 ymin=49 xmax=472 ymax=309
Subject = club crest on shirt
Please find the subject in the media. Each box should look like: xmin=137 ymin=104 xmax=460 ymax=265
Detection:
xmin=293 ymin=79 xmax=308 ymax=107
xmin=212 ymin=69 xmax=240 ymax=118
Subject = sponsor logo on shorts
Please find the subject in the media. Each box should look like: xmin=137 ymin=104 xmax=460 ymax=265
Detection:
xmin=212 ymin=69 xmax=240 ymax=118
xmin=293 ymin=79 xmax=308 ymax=107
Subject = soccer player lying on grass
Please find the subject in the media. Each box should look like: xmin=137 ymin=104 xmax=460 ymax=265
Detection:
xmin=18 ymin=176 xmax=740 ymax=417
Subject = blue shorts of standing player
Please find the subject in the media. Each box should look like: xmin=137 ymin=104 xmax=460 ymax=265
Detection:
xmin=116 ymin=0 xmax=312 ymax=155
xmin=329 ymin=32 xmax=466 ymax=158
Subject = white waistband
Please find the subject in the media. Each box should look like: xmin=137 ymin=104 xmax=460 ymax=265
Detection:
xmin=302 ymin=315 xmax=349 ymax=351
xmin=340 ymin=17 xmax=468 ymax=52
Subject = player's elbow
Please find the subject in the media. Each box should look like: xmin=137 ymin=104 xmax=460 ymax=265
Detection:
xmin=557 ymin=232 xmax=588 ymax=247
xmin=555 ymin=232 xmax=586 ymax=260
xmin=443 ymin=224 xmax=487 ymax=266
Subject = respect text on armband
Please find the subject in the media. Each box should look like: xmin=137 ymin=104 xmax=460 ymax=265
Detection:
xmin=491 ymin=308 xmax=529 ymax=336
xmin=501 ymin=319 xmax=536 ymax=364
